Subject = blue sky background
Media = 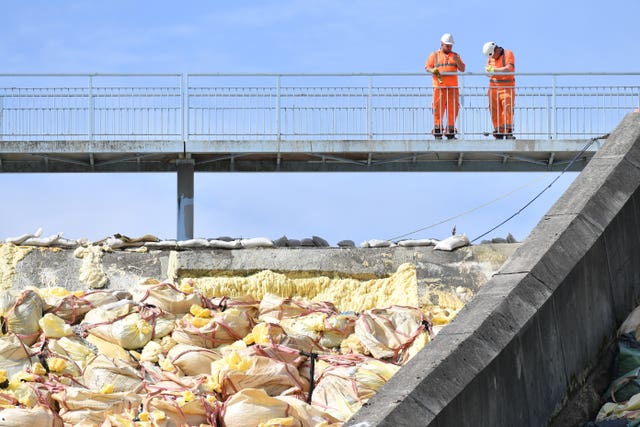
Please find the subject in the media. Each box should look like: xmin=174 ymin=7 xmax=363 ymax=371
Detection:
xmin=0 ymin=0 xmax=638 ymax=244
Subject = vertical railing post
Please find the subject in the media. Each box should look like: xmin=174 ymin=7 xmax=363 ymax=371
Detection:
xmin=546 ymin=94 xmax=551 ymax=140
xmin=367 ymin=75 xmax=372 ymax=140
xmin=458 ymin=75 xmax=465 ymax=139
xmin=88 ymin=75 xmax=94 ymax=141
xmin=181 ymin=74 xmax=188 ymax=142
xmin=276 ymin=75 xmax=281 ymax=141
xmin=552 ymin=74 xmax=557 ymax=140
xmin=0 ymin=94 xmax=3 ymax=141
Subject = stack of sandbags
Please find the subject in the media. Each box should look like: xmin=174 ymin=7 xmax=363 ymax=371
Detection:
xmin=0 ymin=273 xmax=458 ymax=426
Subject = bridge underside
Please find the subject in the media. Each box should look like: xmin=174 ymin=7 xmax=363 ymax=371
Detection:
xmin=0 ymin=138 xmax=602 ymax=173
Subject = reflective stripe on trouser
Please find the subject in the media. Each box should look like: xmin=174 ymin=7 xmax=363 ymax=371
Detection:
xmin=433 ymin=87 xmax=460 ymax=128
xmin=488 ymin=87 xmax=515 ymax=133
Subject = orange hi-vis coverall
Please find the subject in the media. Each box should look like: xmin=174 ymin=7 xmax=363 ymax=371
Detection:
xmin=425 ymin=50 xmax=465 ymax=133
xmin=487 ymin=49 xmax=515 ymax=135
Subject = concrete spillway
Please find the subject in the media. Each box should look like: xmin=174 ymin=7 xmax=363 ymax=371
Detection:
xmin=347 ymin=112 xmax=640 ymax=426
xmin=2 ymin=113 xmax=639 ymax=425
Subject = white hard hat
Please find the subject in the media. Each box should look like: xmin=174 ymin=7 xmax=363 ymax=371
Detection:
xmin=483 ymin=41 xmax=497 ymax=57
xmin=440 ymin=33 xmax=455 ymax=45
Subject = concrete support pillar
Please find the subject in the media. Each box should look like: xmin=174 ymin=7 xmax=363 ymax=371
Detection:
xmin=176 ymin=159 xmax=195 ymax=240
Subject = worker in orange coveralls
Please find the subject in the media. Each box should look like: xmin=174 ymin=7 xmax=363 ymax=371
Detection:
xmin=483 ymin=41 xmax=516 ymax=139
xmin=425 ymin=33 xmax=466 ymax=140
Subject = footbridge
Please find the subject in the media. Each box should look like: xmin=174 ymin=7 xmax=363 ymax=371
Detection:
xmin=0 ymin=73 xmax=637 ymax=238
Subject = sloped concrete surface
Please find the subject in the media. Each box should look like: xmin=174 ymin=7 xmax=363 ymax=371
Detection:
xmin=346 ymin=112 xmax=640 ymax=426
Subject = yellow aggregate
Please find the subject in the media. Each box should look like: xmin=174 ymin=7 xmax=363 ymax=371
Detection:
xmin=73 ymin=245 xmax=109 ymax=289
xmin=421 ymin=288 xmax=468 ymax=325
xmin=182 ymin=262 xmax=419 ymax=313
xmin=0 ymin=244 xmax=34 ymax=290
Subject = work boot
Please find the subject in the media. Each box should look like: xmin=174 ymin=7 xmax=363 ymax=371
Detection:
xmin=445 ymin=126 xmax=457 ymax=140
xmin=493 ymin=131 xmax=504 ymax=140
xmin=504 ymin=133 xmax=516 ymax=140
xmin=432 ymin=127 xmax=442 ymax=140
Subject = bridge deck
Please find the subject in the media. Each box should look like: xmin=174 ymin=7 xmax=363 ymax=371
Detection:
xmin=0 ymin=138 xmax=602 ymax=172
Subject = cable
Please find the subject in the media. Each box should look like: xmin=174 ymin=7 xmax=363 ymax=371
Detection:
xmin=470 ymin=133 xmax=609 ymax=243
xmin=386 ymin=134 xmax=608 ymax=243
xmin=386 ymin=175 xmax=548 ymax=241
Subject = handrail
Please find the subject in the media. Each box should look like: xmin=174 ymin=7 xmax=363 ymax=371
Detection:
xmin=0 ymin=73 xmax=637 ymax=142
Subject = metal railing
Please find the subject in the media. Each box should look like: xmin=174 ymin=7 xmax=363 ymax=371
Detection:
xmin=0 ymin=73 xmax=638 ymax=142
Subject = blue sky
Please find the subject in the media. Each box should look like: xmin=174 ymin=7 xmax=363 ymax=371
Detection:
xmin=0 ymin=0 xmax=638 ymax=244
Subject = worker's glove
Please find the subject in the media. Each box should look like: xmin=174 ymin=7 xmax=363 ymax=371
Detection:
xmin=485 ymin=65 xmax=495 ymax=73
xmin=431 ymin=68 xmax=443 ymax=83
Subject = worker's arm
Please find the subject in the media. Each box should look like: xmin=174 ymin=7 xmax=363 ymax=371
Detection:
xmin=494 ymin=50 xmax=515 ymax=72
xmin=493 ymin=63 xmax=513 ymax=72
xmin=453 ymin=53 xmax=465 ymax=72
xmin=424 ymin=53 xmax=437 ymax=73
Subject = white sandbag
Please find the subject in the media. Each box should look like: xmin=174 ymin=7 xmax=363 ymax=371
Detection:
xmin=434 ymin=234 xmax=470 ymax=251
xmin=133 ymin=280 xmax=204 ymax=315
xmin=3 ymin=228 xmax=42 ymax=245
xmin=172 ymin=307 xmax=253 ymax=349
xmin=52 ymin=387 xmax=142 ymax=426
xmin=83 ymin=354 xmax=143 ymax=392
xmin=113 ymin=234 xmax=159 ymax=247
xmin=42 ymin=289 xmax=121 ymax=324
xmin=312 ymin=355 xmax=400 ymax=422
xmin=209 ymin=239 xmax=242 ymax=249
xmin=279 ymin=312 xmax=357 ymax=350
xmin=166 ymin=343 xmax=221 ymax=376
xmin=177 ymin=238 xmax=210 ymax=248
xmin=353 ymin=306 xmax=428 ymax=362
xmin=0 ymin=406 xmax=63 ymax=427
xmin=397 ymin=238 xmax=438 ymax=247
xmin=82 ymin=300 xmax=175 ymax=349
xmin=51 ymin=237 xmax=84 ymax=248
xmin=619 ymin=304 xmax=640 ymax=337
xmin=144 ymin=240 xmax=178 ymax=249
xmin=147 ymin=393 xmax=216 ymax=427
xmin=0 ymin=290 xmax=43 ymax=345
xmin=222 ymin=388 xmax=338 ymax=427
xmin=360 ymin=239 xmax=393 ymax=248
xmin=110 ymin=311 xmax=174 ymax=349
xmin=258 ymin=293 xmax=338 ymax=323
xmin=210 ymin=351 xmax=308 ymax=399
xmin=103 ymin=237 xmax=125 ymax=249
xmin=21 ymin=232 xmax=63 ymax=247
xmin=241 ymin=237 xmax=275 ymax=249
xmin=0 ymin=335 xmax=39 ymax=380
xmin=47 ymin=336 xmax=96 ymax=370
xmin=247 ymin=322 xmax=321 ymax=354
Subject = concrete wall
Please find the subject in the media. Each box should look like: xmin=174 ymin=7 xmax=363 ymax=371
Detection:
xmin=346 ymin=112 xmax=640 ymax=426
xmin=4 ymin=244 xmax=517 ymax=296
